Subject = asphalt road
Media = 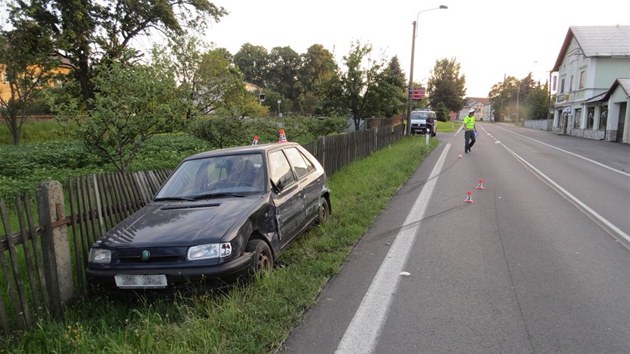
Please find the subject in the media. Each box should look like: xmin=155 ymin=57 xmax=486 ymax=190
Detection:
xmin=280 ymin=123 xmax=630 ymax=354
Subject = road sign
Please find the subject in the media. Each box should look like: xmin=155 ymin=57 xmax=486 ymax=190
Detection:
xmin=411 ymin=88 xmax=425 ymax=100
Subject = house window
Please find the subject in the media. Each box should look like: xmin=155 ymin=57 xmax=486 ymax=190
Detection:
xmin=599 ymin=107 xmax=608 ymax=130
xmin=586 ymin=107 xmax=594 ymax=128
xmin=560 ymin=78 xmax=565 ymax=93
xmin=569 ymin=75 xmax=574 ymax=92
xmin=579 ymin=71 xmax=586 ymax=89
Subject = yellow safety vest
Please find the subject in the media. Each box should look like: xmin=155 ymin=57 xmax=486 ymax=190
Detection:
xmin=464 ymin=115 xmax=475 ymax=130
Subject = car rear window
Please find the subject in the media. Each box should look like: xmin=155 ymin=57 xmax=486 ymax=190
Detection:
xmin=269 ymin=150 xmax=296 ymax=188
xmin=284 ymin=147 xmax=315 ymax=179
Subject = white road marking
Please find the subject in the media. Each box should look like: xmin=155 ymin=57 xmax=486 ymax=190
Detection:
xmin=492 ymin=125 xmax=630 ymax=178
xmin=334 ymin=144 xmax=452 ymax=354
xmin=481 ymin=126 xmax=630 ymax=247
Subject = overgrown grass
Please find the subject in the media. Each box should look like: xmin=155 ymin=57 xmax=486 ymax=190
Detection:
xmin=436 ymin=120 xmax=459 ymax=133
xmin=0 ymin=120 xmax=73 ymax=145
xmin=0 ymin=136 xmax=438 ymax=353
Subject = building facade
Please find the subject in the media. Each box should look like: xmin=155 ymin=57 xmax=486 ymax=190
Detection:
xmin=551 ymin=26 xmax=630 ymax=143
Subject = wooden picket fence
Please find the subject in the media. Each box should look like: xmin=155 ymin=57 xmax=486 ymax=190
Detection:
xmin=0 ymin=124 xmax=405 ymax=336
xmin=67 ymin=170 xmax=173 ymax=293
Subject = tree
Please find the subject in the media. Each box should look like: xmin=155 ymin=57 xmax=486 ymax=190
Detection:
xmin=0 ymin=22 xmax=58 ymax=145
xmin=427 ymin=58 xmax=466 ymax=115
xmin=525 ymin=84 xmax=550 ymax=120
xmin=7 ymin=0 xmax=227 ymax=104
xmin=340 ymin=42 xmax=373 ymax=130
xmin=488 ymin=73 xmax=546 ymax=122
xmin=338 ymin=42 xmax=406 ymax=130
xmin=319 ymin=74 xmax=345 ymax=116
xmin=266 ymin=46 xmax=302 ymax=106
xmin=363 ymin=56 xmax=406 ymax=118
xmin=297 ymin=44 xmax=338 ymax=115
xmin=49 ymin=60 xmax=188 ymax=173
xmin=153 ymin=35 xmax=206 ymax=120
xmin=233 ymin=43 xmax=269 ymax=88
xmin=299 ymin=45 xmax=338 ymax=93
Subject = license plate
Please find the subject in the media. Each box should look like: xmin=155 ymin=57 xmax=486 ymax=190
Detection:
xmin=114 ymin=274 xmax=168 ymax=289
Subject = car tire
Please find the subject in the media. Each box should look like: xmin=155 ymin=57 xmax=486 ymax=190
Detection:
xmin=318 ymin=197 xmax=330 ymax=224
xmin=247 ymin=239 xmax=273 ymax=273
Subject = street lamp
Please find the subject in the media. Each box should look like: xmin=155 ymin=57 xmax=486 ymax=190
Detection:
xmin=406 ymin=5 xmax=448 ymax=135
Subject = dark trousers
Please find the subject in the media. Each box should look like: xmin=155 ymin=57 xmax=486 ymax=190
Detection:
xmin=465 ymin=130 xmax=476 ymax=152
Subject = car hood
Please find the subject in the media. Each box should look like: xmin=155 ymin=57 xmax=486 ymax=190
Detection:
xmin=97 ymin=196 xmax=265 ymax=247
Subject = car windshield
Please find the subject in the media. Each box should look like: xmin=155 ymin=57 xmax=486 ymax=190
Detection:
xmin=411 ymin=111 xmax=430 ymax=119
xmin=155 ymin=153 xmax=266 ymax=199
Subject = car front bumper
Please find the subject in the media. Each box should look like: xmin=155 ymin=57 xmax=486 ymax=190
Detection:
xmin=86 ymin=251 xmax=256 ymax=291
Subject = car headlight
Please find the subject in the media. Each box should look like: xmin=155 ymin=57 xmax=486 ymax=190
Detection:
xmin=89 ymin=248 xmax=111 ymax=264
xmin=187 ymin=243 xmax=232 ymax=261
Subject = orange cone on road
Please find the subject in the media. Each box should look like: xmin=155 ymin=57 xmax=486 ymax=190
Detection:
xmin=476 ymin=178 xmax=485 ymax=190
xmin=464 ymin=191 xmax=474 ymax=203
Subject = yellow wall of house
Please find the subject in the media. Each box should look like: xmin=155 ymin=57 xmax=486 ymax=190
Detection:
xmin=0 ymin=64 xmax=71 ymax=102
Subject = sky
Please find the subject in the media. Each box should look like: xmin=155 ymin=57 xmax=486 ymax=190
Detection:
xmin=199 ymin=0 xmax=630 ymax=97
xmin=1 ymin=0 xmax=627 ymax=98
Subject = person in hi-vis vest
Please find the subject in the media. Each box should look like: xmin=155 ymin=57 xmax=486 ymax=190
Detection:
xmin=463 ymin=109 xmax=477 ymax=153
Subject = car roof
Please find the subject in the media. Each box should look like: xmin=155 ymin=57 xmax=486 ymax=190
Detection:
xmin=183 ymin=142 xmax=302 ymax=161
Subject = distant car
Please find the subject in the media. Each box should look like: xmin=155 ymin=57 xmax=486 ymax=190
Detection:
xmin=410 ymin=110 xmax=437 ymax=136
xmin=86 ymin=142 xmax=331 ymax=291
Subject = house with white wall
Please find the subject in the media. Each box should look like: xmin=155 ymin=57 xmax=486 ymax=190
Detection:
xmin=551 ymin=25 xmax=630 ymax=143
xmin=457 ymin=98 xmax=489 ymax=121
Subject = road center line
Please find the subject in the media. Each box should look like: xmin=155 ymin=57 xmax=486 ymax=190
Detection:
xmin=335 ymin=143 xmax=451 ymax=354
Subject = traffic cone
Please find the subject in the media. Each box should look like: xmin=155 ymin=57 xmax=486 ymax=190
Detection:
xmin=278 ymin=129 xmax=287 ymax=143
xmin=476 ymin=178 xmax=485 ymax=190
xmin=464 ymin=191 xmax=474 ymax=203
xmin=252 ymin=134 xmax=259 ymax=145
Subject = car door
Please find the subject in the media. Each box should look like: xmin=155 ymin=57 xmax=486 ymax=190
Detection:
xmin=268 ymin=149 xmax=304 ymax=246
xmin=283 ymin=146 xmax=320 ymax=224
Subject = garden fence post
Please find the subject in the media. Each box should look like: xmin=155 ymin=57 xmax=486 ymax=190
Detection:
xmin=37 ymin=180 xmax=73 ymax=315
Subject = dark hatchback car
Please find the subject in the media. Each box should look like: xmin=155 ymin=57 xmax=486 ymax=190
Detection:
xmin=86 ymin=142 xmax=331 ymax=291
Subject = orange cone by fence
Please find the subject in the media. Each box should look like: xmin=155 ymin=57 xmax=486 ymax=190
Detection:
xmin=464 ymin=191 xmax=474 ymax=203
xmin=476 ymin=178 xmax=485 ymax=190
xmin=252 ymin=134 xmax=259 ymax=145
xmin=278 ymin=129 xmax=287 ymax=143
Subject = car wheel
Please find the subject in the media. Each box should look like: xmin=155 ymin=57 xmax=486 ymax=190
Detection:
xmin=318 ymin=197 xmax=330 ymax=224
xmin=247 ymin=239 xmax=273 ymax=273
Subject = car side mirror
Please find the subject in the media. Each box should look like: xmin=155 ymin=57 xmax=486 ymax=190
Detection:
xmin=271 ymin=178 xmax=283 ymax=193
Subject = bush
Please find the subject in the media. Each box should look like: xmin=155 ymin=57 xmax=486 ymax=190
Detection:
xmin=0 ymin=134 xmax=210 ymax=199
xmin=190 ymin=115 xmax=347 ymax=147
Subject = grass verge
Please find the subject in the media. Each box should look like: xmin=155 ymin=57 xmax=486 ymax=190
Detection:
xmin=0 ymin=136 xmax=439 ymax=354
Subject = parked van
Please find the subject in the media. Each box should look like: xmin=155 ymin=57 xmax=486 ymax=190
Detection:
xmin=410 ymin=110 xmax=437 ymax=136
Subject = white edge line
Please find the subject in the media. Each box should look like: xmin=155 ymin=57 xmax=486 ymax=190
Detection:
xmin=500 ymin=142 xmax=630 ymax=246
xmin=334 ymin=144 xmax=452 ymax=354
